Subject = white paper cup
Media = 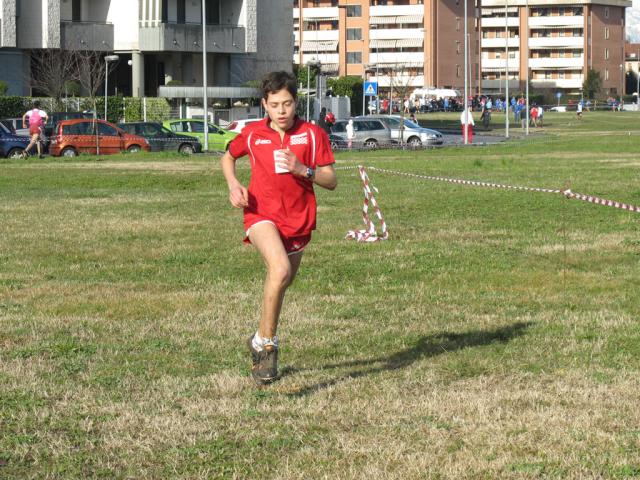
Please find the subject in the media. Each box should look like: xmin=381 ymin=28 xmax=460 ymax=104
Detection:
xmin=274 ymin=150 xmax=289 ymax=174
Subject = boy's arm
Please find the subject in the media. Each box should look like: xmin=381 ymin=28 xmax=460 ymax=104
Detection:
xmin=220 ymin=150 xmax=248 ymax=208
xmin=311 ymin=164 xmax=337 ymax=191
xmin=22 ymin=112 xmax=28 ymax=128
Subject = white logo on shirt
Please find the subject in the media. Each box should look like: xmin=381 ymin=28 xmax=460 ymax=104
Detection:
xmin=290 ymin=133 xmax=308 ymax=145
xmin=255 ymin=139 xmax=272 ymax=145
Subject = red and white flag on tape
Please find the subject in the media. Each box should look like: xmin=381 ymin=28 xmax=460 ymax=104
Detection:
xmin=346 ymin=166 xmax=389 ymax=242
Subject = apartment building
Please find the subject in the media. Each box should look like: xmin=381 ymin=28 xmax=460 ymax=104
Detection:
xmin=294 ymin=0 xmax=479 ymax=92
xmin=0 ymin=0 xmax=291 ymax=96
xmin=480 ymin=0 xmax=630 ymax=96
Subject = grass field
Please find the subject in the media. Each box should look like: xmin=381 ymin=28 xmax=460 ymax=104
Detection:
xmin=1 ymin=111 xmax=640 ymax=478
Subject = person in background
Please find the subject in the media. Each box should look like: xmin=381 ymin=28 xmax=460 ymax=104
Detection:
xmin=21 ymin=101 xmax=48 ymax=159
xmin=460 ymin=108 xmax=475 ymax=144
xmin=346 ymin=118 xmax=355 ymax=149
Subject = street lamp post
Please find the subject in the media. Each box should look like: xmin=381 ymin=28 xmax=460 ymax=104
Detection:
xmin=202 ymin=0 xmax=209 ymax=151
xmin=104 ymin=55 xmax=119 ymax=121
xmin=463 ymin=0 xmax=468 ymax=145
xmin=306 ymin=60 xmax=320 ymax=121
xmin=504 ymin=0 xmax=509 ymax=139
xmin=525 ymin=0 xmax=529 ymax=136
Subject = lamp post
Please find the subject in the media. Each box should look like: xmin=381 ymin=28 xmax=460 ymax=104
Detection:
xmin=504 ymin=0 xmax=509 ymax=139
xmin=306 ymin=59 xmax=320 ymax=121
xmin=525 ymin=0 xmax=529 ymax=136
xmin=202 ymin=0 xmax=209 ymax=151
xmin=463 ymin=0 xmax=468 ymax=144
xmin=104 ymin=55 xmax=119 ymax=121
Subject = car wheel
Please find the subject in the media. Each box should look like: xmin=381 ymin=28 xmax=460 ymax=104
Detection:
xmin=408 ymin=137 xmax=422 ymax=149
xmin=127 ymin=145 xmax=141 ymax=153
xmin=61 ymin=147 xmax=77 ymax=157
xmin=330 ymin=140 xmax=340 ymax=150
xmin=7 ymin=148 xmax=25 ymax=159
xmin=179 ymin=143 xmax=195 ymax=155
xmin=364 ymin=139 xmax=378 ymax=149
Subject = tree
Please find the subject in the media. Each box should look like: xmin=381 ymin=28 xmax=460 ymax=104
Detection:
xmin=29 ymin=49 xmax=76 ymax=108
xmin=386 ymin=63 xmax=419 ymax=144
xmin=0 ymin=80 xmax=8 ymax=96
xmin=327 ymin=76 xmax=363 ymax=117
xmin=72 ymin=49 xmax=115 ymax=116
xmin=583 ymin=69 xmax=602 ymax=100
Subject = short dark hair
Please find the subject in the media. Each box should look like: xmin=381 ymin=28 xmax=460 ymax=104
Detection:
xmin=261 ymin=71 xmax=297 ymax=100
xmin=33 ymin=100 xmax=41 ymax=109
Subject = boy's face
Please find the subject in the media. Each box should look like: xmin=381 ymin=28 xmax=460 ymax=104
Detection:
xmin=262 ymin=88 xmax=296 ymax=131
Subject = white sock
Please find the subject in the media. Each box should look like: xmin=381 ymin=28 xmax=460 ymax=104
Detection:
xmin=252 ymin=332 xmax=278 ymax=352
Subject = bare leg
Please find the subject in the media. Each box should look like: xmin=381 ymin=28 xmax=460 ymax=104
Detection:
xmin=24 ymin=133 xmax=38 ymax=156
xmin=248 ymin=222 xmax=304 ymax=339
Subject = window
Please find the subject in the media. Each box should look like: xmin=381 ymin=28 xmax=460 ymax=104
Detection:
xmin=161 ymin=0 xmax=168 ymax=22
xmin=604 ymin=7 xmax=609 ymax=18
xmin=177 ymin=0 xmax=185 ymax=23
xmin=605 ymin=69 xmax=609 ymax=80
xmin=604 ymin=27 xmax=610 ymax=39
xmin=605 ymin=48 xmax=609 ymax=60
xmin=63 ymin=122 xmax=89 ymax=135
xmin=98 ymin=123 xmax=118 ymax=136
xmin=456 ymin=41 xmax=461 ymax=54
xmin=347 ymin=28 xmax=362 ymax=40
xmin=313 ymin=0 xmax=320 ymax=6
xmin=72 ymin=0 xmax=81 ymax=21
xmin=205 ymin=0 xmax=220 ymax=25
xmin=346 ymin=5 xmax=361 ymax=17
xmin=347 ymin=52 xmax=362 ymax=63
xmin=456 ymin=65 xmax=461 ymax=77
xmin=456 ymin=17 xmax=460 ymax=31
xmin=558 ymin=71 xmax=565 ymax=79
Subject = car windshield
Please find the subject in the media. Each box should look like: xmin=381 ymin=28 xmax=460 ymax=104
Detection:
xmin=404 ymin=119 xmax=421 ymax=128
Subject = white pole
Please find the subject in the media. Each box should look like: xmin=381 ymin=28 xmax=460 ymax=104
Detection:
xmin=202 ymin=0 xmax=209 ymax=151
xmin=104 ymin=59 xmax=108 ymax=121
xmin=463 ymin=0 xmax=468 ymax=145
xmin=306 ymin=62 xmax=311 ymax=121
xmin=637 ymin=51 xmax=639 ymax=110
xmin=525 ymin=0 xmax=529 ymax=135
xmin=505 ymin=0 xmax=509 ymax=139
xmin=143 ymin=97 xmax=147 ymax=121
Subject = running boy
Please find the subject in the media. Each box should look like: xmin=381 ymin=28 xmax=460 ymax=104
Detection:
xmin=22 ymin=101 xmax=48 ymax=159
xmin=220 ymin=71 xmax=337 ymax=385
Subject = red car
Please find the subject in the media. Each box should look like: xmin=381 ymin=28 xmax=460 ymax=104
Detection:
xmin=48 ymin=119 xmax=150 ymax=157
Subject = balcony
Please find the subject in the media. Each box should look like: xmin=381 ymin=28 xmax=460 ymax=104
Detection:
xmin=531 ymin=78 xmax=583 ymax=88
xmin=300 ymin=53 xmax=339 ymax=65
xmin=529 ymin=56 xmax=583 ymax=68
xmin=481 ymin=17 xmax=520 ymax=28
xmin=139 ymin=23 xmax=246 ymax=53
xmin=481 ymin=58 xmax=520 ymax=69
xmin=302 ymin=7 xmax=339 ymax=20
xmin=528 ymin=36 xmax=583 ymax=48
xmin=529 ymin=16 xmax=584 ymax=27
xmin=371 ymin=51 xmax=424 ymax=66
xmin=481 ymin=79 xmax=521 ymax=90
xmin=297 ymin=29 xmax=339 ymax=42
xmin=481 ymin=37 xmax=519 ymax=48
xmin=370 ymin=28 xmax=424 ymax=40
xmin=370 ymin=4 xmax=424 ymax=17
xmin=60 ymin=21 xmax=114 ymax=51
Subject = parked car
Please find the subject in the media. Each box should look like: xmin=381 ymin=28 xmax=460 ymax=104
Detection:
xmin=330 ymin=118 xmax=392 ymax=149
xmin=0 ymin=122 xmax=29 ymax=158
xmin=163 ymin=119 xmax=237 ymax=151
xmin=357 ymin=115 xmax=443 ymax=147
xmin=328 ymin=133 xmax=348 ymax=150
xmin=549 ymin=106 xmax=567 ymax=112
xmin=48 ymin=119 xmax=150 ymax=157
xmin=117 ymin=121 xmax=202 ymax=154
xmin=0 ymin=118 xmax=30 ymax=136
xmin=44 ymin=111 xmax=94 ymax=137
xmin=226 ymin=118 xmax=262 ymax=133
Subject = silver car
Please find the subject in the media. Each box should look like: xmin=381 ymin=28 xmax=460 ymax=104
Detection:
xmin=330 ymin=118 xmax=393 ymax=149
xmin=358 ymin=114 xmax=443 ymax=147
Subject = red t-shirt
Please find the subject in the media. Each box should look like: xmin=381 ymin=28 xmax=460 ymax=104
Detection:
xmin=228 ymin=116 xmax=335 ymax=238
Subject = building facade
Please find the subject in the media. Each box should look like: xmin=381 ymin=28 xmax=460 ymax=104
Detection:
xmin=294 ymin=0 xmax=479 ymax=92
xmin=480 ymin=0 xmax=630 ymax=95
xmin=0 ymin=0 xmax=292 ymax=96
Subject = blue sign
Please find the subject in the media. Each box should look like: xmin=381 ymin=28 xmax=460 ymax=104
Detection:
xmin=556 ymin=92 xmax=562 ymax=99
xmin=364 ymin=81 xmax=378 ymax=96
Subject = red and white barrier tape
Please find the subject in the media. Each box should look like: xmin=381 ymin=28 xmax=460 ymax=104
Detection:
xmin=359 ymin=166 xmax=640 ymax=214
xmin=346 ymin=166 xmax=389 ymax=242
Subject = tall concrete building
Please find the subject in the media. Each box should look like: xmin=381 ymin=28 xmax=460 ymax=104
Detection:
xmin=479 ymin=0 xmax=630 ymax=95
xmin=294 ymin=0 xmax=479 ymax=92
xmin=0 ymin=0 xmax=292 ymax=96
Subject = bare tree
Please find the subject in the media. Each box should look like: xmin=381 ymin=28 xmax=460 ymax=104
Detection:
xmin=29 ymin=49 xmax=76 ymax=108
xmin=71 ymin=49 xmax=113 ymax=115
xmin=387 ymin=63 xmax=419 ymax=145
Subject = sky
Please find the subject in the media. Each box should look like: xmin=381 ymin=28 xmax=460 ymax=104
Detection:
xmin=628 ymin=1 xmax=640 ymax=42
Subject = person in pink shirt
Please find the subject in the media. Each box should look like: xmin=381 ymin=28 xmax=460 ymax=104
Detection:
xmin=21 ymin=101 xmax=48 ymax=158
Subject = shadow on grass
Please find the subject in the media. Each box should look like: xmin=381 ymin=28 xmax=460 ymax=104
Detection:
xmin=284 ymin=321 xmax=532 ymax=397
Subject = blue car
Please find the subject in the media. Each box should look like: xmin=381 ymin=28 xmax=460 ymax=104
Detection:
xmin=0 ymin=122 xmax=29 ymax=158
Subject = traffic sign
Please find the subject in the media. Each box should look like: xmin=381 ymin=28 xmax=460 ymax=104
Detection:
xmin=364 ymin=81 xmax=378 ymax=96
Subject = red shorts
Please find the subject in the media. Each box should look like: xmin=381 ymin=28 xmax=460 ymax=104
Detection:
xmin=29 ymin=125 xmax=42 ymax=136
xmin=244 ymin=219 xmax=311 ymax=255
